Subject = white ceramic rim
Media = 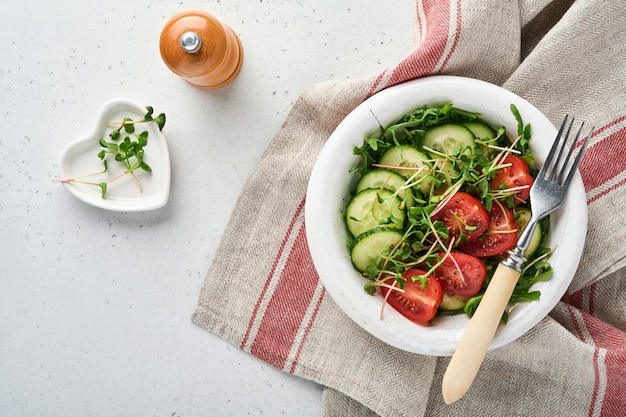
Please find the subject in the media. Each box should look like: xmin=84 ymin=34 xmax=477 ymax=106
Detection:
xmin=305 ymin=75 xmax=587 ymax=356
xmin=58 ymin=98 xmax=171 ymax=212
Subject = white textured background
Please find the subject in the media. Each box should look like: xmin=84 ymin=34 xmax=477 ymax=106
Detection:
xmin=0 ymin=0 xmax=412 ymax=415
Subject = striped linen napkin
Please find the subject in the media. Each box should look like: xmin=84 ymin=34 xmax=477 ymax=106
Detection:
xmin=193 ymin=0 xmax=626 ymax=415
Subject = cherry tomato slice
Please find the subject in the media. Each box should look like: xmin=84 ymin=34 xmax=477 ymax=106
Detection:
xmin=434 ymin=252 xmax=487 ymax=296
xmin=490 ymin=154 xmax=534 ymax=204
xmin=460 ymin=202 xmax=517 ymax=257
xmin=380 ymin=269 xmax=443 ymax=324
xmin=431 ymin=192 xmax=489 ymax=244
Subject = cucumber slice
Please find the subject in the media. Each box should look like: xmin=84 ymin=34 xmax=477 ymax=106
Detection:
xmin=439 ymin=291 xmax=471 ymax=312
xmin=463 ymin=122 xmax=496 ymax=141
xmin=464 ymin=122 xmax=498 ymax=156
xmin=421 ymin=124 xmax=476 ymax=157
xmin=350 ymin=227 xmax=405 ymax=272
xmin=378 ymin=145 xmax=433 ymax=195
xmin=515 ymin=207 xmax=543 ymax=257
xmin=345 ymin=188 xmax=405 ymax=238
xmin=356 ymin=169 xmax=415 ymax=208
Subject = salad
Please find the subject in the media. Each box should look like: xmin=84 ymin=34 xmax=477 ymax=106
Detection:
xmin=345 ymin=104 xmax=553 ymax=325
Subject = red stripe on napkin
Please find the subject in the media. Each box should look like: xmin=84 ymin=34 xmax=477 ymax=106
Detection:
xmin=582 ymin=311 xmax=626 ymax=417
xmin=249 ymin=225 xmax=320 ymax=369
xmin=592 ymin=114 xmax=626 ymax=136
xmin=597 ymin=341 xmax=626 ymax=417
xmin=288 ymin=283 xmax=326 ymax=374
xmin=561 ymin=283 xmax=597 ymax=315
xmin=563 ymin=289 xmax=626 ymax=417
xmin=370 ymin=0 xmax=461 ymax=93
xmin=242 ymin=198 xmax=324 ymax=371
xmin=436 ymin=0 xmax=462 ymax=73
xmin=579 ymin=121 xmax=626 ymax=193
xmin=239 ymin=199 xmax=308 ymax=351
xmin=392 ymin=0 xmax=460 ymax=80
xmin=587 ymin=178 xmax=626 ymax=205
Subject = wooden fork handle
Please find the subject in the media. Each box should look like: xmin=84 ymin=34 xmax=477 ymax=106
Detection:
xmin=442 ymin=263 xmax=521 ymax=404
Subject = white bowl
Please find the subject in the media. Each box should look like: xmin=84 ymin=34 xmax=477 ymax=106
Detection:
xmin=58 ymin=99 xmax=171 ymax=211
xmin=305 ymin=76 xmax=587 ymax=356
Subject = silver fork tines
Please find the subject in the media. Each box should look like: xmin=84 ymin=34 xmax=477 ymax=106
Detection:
xmin=504 ymin=115 xmax=593 ymax=272
xmin=540 ymin=115 xmax=593 ymax=187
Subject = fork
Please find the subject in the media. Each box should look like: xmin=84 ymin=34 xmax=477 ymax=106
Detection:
xmin=441 ymin=115 xmax=594 ymax=404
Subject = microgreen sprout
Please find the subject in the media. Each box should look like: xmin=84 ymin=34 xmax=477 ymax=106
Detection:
xmin=55 ymin=106 xmax=166 ymax=198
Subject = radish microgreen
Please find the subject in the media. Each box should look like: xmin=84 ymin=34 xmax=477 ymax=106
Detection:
xmin=55 ymin=106 xmax=166 ymax=198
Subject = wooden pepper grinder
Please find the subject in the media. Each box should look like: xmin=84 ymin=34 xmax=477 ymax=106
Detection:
xmin=159 ymin=10 xmax=243 ymax=90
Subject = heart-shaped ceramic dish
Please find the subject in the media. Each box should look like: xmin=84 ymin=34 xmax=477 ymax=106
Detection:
xmin=57 ymin=99 xmax=171 ymax=211
xmin=305 ymin=76 xmax=587 ymax=356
